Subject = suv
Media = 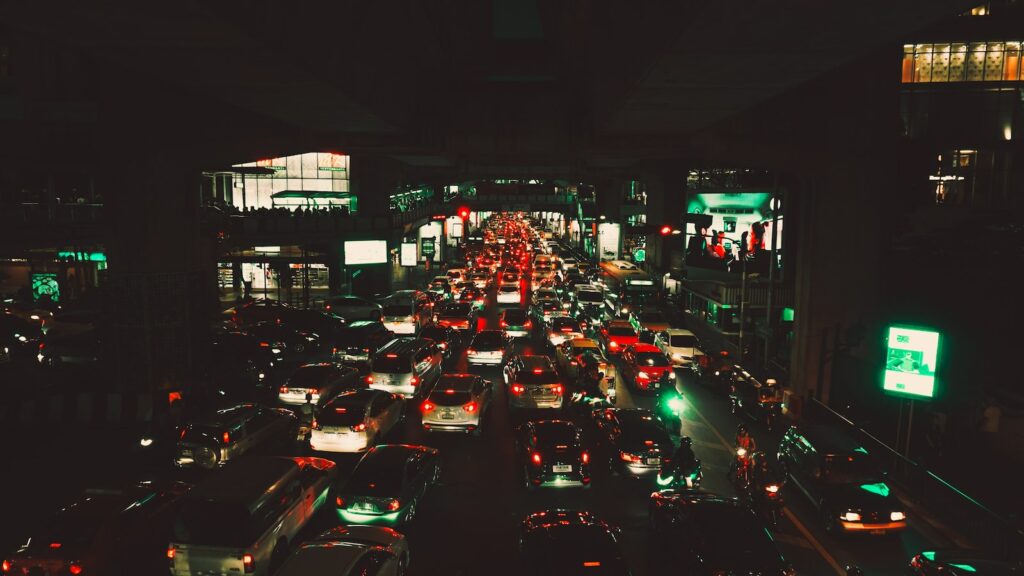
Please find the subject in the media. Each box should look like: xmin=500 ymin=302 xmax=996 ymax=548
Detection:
xmin=366 ymin=338 xmax=443 ymax=398
xmin=174 ymin=404 xmax=297 ymax=469
xmin=504 ymin=354 xmax=564 ymax=410
xmin=777 ymin=424 xmax=907 ymax=534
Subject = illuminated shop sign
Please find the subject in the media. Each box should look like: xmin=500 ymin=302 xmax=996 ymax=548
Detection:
xmin=883 ymin=325 xmax=940 ymax=400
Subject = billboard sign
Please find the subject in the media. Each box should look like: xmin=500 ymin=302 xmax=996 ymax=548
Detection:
xmin=883 ymin=325 xmax=940 ymax=400
xmin=400 ymin=242 xmax=417 ymax=267
xmin=344 ymin=240 xmax=388 ymax=265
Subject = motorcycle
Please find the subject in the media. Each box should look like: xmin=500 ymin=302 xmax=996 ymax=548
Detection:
xmin=656 ymin=458 xmax=703 ymax=489
xmin=730 ymin=447 xmax=754 ymax=491
xmin=730 ymin=374 xmax=783 ymax=432
xmin=654 ymin=390 xmax=684 ymax=434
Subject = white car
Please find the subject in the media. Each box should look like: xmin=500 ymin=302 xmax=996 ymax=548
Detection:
xmin=310 ymin=389 xmax=404 ymax=453
xmin=446 ymin=268 xmax=466 ymax=286
xmin=305 ymin=526 xmax=409 ymax=572
xmin=274 ymin=526 xmax=406 ymax=576
xmin=654 ymin=328 xmax=703 ymax=367
xmin=532 ymin=288 xmax=559 ymax=306
xmin=497 ymin=285 xmax=521 ymax=305
xmin=561 ymin=256 xmax=578 ymax=270
xmin=420 ymin=374 xmax=494 ymax=435
xmin=466 ymin=330 xmax=507 ymax=365
xmin=278 ymin=363 xmax=360 ymax=406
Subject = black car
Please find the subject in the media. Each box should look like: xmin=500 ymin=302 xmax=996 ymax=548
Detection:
xmin=518 ymin=510 xmax=629 ymax=575
xmin=335 ymin=444 xmax=441 ymax=527
xmin=0 ymin=311 xmax=43 ymax=364
xmin=420 ymin=323 xmax=458 ymax=359
xmin=593 ymin=407 xmax=674 ymax=479
xmin=245 ymin=321 xmax=320 ymax=356
xmin=209 ymin=330 xmax=280 ymax=391
xmin=648 ymin=490 xmax=793 ymax=575
xmin=516 ymin=420 xmax=591 ymax=489
xmin=331 ymin=321 xmax=396 ymax=367
xmin=908 ymin=549 xmax=1022 ymax=575
xmin=777 ymin=424 xmax=907 ymax=534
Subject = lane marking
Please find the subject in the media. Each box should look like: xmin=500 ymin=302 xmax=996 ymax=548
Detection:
xmin=686 ymin=396 xmax=846 ymax=576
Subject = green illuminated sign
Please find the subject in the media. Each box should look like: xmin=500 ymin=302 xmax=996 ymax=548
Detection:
xmin=31 ymin=273 xmax=60 ymax=303
xmin=57 ymin=251 xmax=107 ymax=262
xmin=781 ymin=307 xmax=794 ymax=322
xmin=633 ymin=248 xmax=646 ymax=263
xmin=883 ymin=325 xmax=940 ymax=400
xmin=318 ymin=167 xmax=347 ymax=172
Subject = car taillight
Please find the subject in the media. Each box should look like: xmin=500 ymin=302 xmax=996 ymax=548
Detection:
xmin=311 ymin=418 xmax=320 ymax=430
xmin=466 ymin=348 xmax=475 ymax=355
xmin=524 ymin=320 xmax=532 ymax=328
xmin=500 ymin=320 xmax=508 ymax=327
xmin=242 ymin=553 xmax=255 ymax=573
xmin=351 ymin=422 xmax=366 ymax=432
xmin=463 ymin=401 xmax=478 ymax=413
xmin=365 ymin=375 xmax=374 ymax=384
xmin=69 ymin=564 xmax=83 ymax=575
xmin=410 ymin=376 xmax=419 ymax=386
xmin=531 ymin=452 xmax=542 ymax=465
xmin=336 ymin=496 xmax=345 ymax=507
xmin=421 ymin=400 xmax=435 ymax=413
xmin=619 ymin=451 xmax=640 ymax=463
xmin=511 ymin=384 xmax=525 ymax=395
xmin=279 ymin=386 xmax=288 ymax=394
xmin=581 ymin=451 xmax=590 ymax=464
xmin=387 ymin=499 xmax=401 ymax=511
xmin=609 ymin=341 xmax=618 ymax=348
xmin=167 ymin=547 xmax=176 ymax=563
xmin=552 ymin=384 xmax=563 ymax=395
xmin=259 ymin=341 xmax=270 ymax=347
xmin=222 ymin=431 xmax=231 ymax=444
xmin=1 ymin=560 xmax=9 ymax=573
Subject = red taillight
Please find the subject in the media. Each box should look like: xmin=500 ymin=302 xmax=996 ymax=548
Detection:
xmin=1 ymin=560 xmax=8 ymax=573
xmin=463 ymin=401 xmax=478 ymax=413
xmin=619 ymin=451 xmax=640 ymax=463
xmin=243 ymin=553 xmax=255 ymax=573
xmin=38 ymin=342 xmax=45 ymax=351
xmin=351 ymin=422 xmax=367 ymax=432
xmin=279 ymin=386 xmax=288 ymax=394
xmin=581 ymin=451 xmax=590 ymax=464
xmin=365 ymin=375 xmax=374 ymax=384
xmin=524 ymin=320 xmax=532 ymax=328
xmin=410 ymin=376 xmax=419 ymax=386
xmin=387 ymin=499 xmax=401 ymax=511
xmin=531 ymin=452 xmax=542 ymax=465
xmin=560 ymin=327 xmax=573 ymax=332
xmin=311 ymin=418 xmax=320 ymax=430
xmin=336 ymin=496 xmax=345 ymax=507
xmin=179 ymin=428 xmax=187 ymax=440
xmin=466 ymin=348 xmax=475 ymax=355
xmin=511 ymin=384 xmax=525 ymax=395
xmin=49 ymin=542 xmax=61 ymax=549
xmin=500 ymin=320 xmax=508 ymax=327
xmin=552 ymin=384 xmax=563 ymax=395
xmin=259 ymin=341 xmax=270 ymax=347
xmin=609 ymin=341 xmax=619 ymax=348
xmin=69 ymin=565 xmax=83 ymax=575
xmin=421 ymin=400 xmax=435 ymax=413
xmin=167 ymin=548 xmax=176 ymax=560
xmin=533 ymin=368 xmax=543 ymax=374
xmin=222 ymin=431 xmax=231 ymax=444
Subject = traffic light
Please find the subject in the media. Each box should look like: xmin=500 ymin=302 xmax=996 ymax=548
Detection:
xmin=457 ymin=206 xmax=471 ymax=220
xmin=659 ymin=225 xmax=673 ymax=236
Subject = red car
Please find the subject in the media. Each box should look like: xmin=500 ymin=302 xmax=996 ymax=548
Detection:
xmin=619 ymin=343 xmax=675 ymax=393
xmin=600 ymin=320 xmax=639 ymax=356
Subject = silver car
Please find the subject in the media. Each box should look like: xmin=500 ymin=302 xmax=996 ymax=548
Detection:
xmin=325 ymin=295 xmax=383 ymax=321
xmin=278 ymin=363 xmax=360 ymax=406
xmin=420 ymin=374 xmax=494 ymax=435
xmin=174 ymin=404 xmax=297 ymax=469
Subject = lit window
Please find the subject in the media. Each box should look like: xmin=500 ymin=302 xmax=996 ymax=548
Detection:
xmin=902 ymin=42 xmax=1023 ymax=83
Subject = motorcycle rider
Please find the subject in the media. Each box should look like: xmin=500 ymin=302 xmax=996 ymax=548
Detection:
xmin=735 ymin=423 xmax=757 ymax=454
xmin=572 ymin=353 xmax=603 ymax=405
xmin=670 ymin=436 xmax=698 ymax=476
xmin=729 ymin=424 xmax=757 ymax=484
xmin=655 ymin=383 xmax=684 ymax=433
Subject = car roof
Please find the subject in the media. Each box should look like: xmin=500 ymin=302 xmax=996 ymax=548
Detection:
xmin=790 ymin=424 xmax=864 ymax=455
xmin=522 ymin=509 xmax=610 ymax=534
xmin=532 ymin=419 xmax=579 ymax=435
xmin=363 ymin=444 xmax=436 ymax=468
xmin=665 ymin=328 xmax=696 ymax=336
xmin=376 ymin=337 xmax=431 ymax=355
xmin=569 ymin=338 xmax=600 ymax=348
xmin=629 ymin=343 xmax=662 ymax=353
xmin=327 ymin=388 xmax=383 ymax=407
xmin=193 ymin=403 xmax=259 ymax=426
xmin=277 ymin=542 xmax=374 ymax=575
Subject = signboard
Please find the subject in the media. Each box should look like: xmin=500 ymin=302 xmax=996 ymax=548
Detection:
xmin=400 ymin=242 xmax=417 ymax=267
xmin=450 ymin=221 xmax=464 ymax=238
xmin=632 ymin=248 xmax=646 ymax=264
xmin=421 ymin=237 xmax=436 ymax=258
xmin=883 ymin=325 xmax=940 ymax=400
xmin=31 ymin=273 xmax=59 ymax=302
xmin=344 ymin=240 xmax=388 ymax=265
xmin=317 ymin=167 xmax=347 ymax=172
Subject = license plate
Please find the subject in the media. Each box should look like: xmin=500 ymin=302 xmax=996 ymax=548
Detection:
xmin=181 ymin=449 xmax=193 ymax=457
xmin=441 ymin=412 xmax=455 ymax=420
xmin=646 ymin=457 xmax=660 ymax=465
xmin=553 ymin=464 xmax=572 ymax=473
xmin=870 ymin=529 xmax=886 ymax=535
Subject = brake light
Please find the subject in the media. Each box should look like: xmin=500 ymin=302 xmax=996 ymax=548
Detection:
xmin=609 ymin=341 xmax=619 ymax=348
xmin=531 ymin=452 xmax=542 ymax=465
xmin=259 ymin=342 xmax=270 ymax=347
xmin=560 ymin=327 xmax=573 ymax=332
xmin=410 ymin=376 xmax=419 ymax=386
xmin=311 ymin=418 xmax=320 ymax=430
xmin=445 ymin=389 xmax=455 ymax=395
xmin=167 ymin=547 xmax=176 ymax=561
xmin=552 ymin=384 xmax=563 ymax=395
xmin=49 ymin=542 xmax=61 ymax=549
xmin=524 ymin=320 xmax=532 ymax=328
xmin=351 ymin=423 xmax=366 ymax=432
xmin=583 ymin=561 xmax=601 ymax=567
xmin=619 ymin=451 xmax=641 ymax=463
xmin=386 ymin=353 xmax=398 ymax=358
xmin=466 ymin=348 xmax=475 ymax=355
xmin=463 ymin=401 xmax=478 ymax=413
xmin=222 ymin=431 xmax=231 ymax=444
xmin=243 ymin=553 xmax=255 ymax=573
xmin=336 ymin=496 xmax=345 ymax=507
xmin=39 ymin=342 xmax=45 ymax=351
xmin=365 ymin=375 xmax=374 ymax=384
xmin=533 ymin=368 xmax=543 ymax=374
xmin=180 ymin=428 xmax=187 ymax=440
xmin=1 ymin=560 xmax=8 ymax=573
xmin=581 ymin=451 xmax=590 ymax=464
xmin=421 ymin=400 xmax=435 ymax=413
xmin=501 ymin=320 xmax=508 ymax=327
xmin=511 ymin=384 xmax=525 ymax=395
xmin=69 ymin=565 xmax=83 ymax=575
xmin=279 ymin=386 xmax=288 ymax=394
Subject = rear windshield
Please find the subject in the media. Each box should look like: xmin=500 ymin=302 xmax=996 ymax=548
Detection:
xmin=499 ymin=286 xmax=518 ymax=293
xmin=174 ymin=501 xmax=252 ymax=547
xmin=382 ymin=304 xmax=410 ymax=317
xmin=472 ymin=332 xmax=504 ymax=348
xmin=635 ymin=352 xmax=670 ymax=367
xmin=429 ymin=390 xmax=472 ymax=406
xmin=535 ymin=425 xmax=577 ymax=446
xmin=287 ymin=367 xmax=331 ymax=387
xmin=318 ymin=404 xmax=366 ymax=427
xmin=620 ymin=420 xmax=671 ymax=445
xmin=346 ymin=461 xmax=403 ymax=496
xmin=430 ymin=281 xmax=448 ymax=288
xmin=670 ymin=335 xmax=696 ymax=347
xmin=552 ymin=318 xmax=581 ymax=331
xmin=607 ymin=326 xmax=636 ymax=337
xmin=518 ymin=370 xmax=560 ymax=385
xmin=372 ymin=355 xmax=411 ymax=374
xmin=503 ymin=310 xmax=528 ymax=323
xmin=577 ymin=291 xmax=602 ymax=303
xmin=440 ymin=303 xmax=471 ymax=316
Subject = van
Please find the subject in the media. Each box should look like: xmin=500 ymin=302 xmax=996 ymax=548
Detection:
xmin=168 ymin=456 xmax=338 ymax=576
xmin=366 ymin=337 xmax=443 ymax=397
xmin=380 ymin=290 xmax=432 ymax=335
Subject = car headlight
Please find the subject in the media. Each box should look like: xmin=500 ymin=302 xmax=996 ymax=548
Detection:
xmin=668 ymin=371 xmax=676 ymax=379
xmin=258 ymin=372 xmax=266 ymax=380
xmin=840 ymin=512 xmax=861 ymax=522
xmin=672 ymin=352 xmax=684 ymax=359
xmin=890 ymin=511 xmax=906 ymax=522
xmin=637 ymin=371 xmax=650 ymax=379
xmin=271 ymin=348 xmax=282 ymax=354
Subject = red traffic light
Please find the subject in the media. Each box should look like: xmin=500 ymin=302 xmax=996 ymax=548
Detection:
xmin=457 ymin=206 xmax=471 ymax=220
xmin=659 ymin=225 xmax=673 ymax=236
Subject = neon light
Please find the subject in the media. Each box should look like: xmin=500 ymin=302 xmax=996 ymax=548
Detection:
xmin=859 ymin=482 xmax=891 ymax=498
xmin=949 ymin=564 xmax=977 ymax=573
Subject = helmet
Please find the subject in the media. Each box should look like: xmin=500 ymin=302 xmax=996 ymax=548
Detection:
xmin=736 ymin=424 xmax=748 ymax=436
xmin=679 ymin=436 xmax=693 ymax=449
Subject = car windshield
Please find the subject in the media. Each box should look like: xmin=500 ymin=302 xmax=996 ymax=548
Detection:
xmin=669 ymin=335 xmax=696 ymax=347
xmin=577 ymin=291 xmax=602 ymax=303
xmin=500 ymin=286 xmax=518 ymax=293
xmin=346 ymin=459 xmax=403 ymax=496
xmin=471 ymin=332 xmax=504 ymax=348
xmin=635 ymin=352 xmax=669 ymax=367
xmin=173 ymin=501 xmax=252 ymax=548
xmin=371 ymin=355 xmax=410 ymax=374
xmin=382 ymin=305 xmax=410 ymax=317
xmin=824 ymin=455 xmax=883 ymax=484
xmin=440 ymin=303 xmax=471 ymax=316
xmin=619 ymin=413 xmax=670 ymax=444
xmin=607 ymin=326 xmax=636 ymax=337
xmin=318 ymin=403 xmax=367 ymax=427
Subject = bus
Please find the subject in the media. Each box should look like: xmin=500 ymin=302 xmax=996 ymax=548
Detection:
xmin=598 ymin=260 xmax=660 ymax=317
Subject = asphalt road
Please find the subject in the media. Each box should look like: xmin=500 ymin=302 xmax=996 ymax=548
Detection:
xmin=0 ymin=283 xmax=954 ymax=576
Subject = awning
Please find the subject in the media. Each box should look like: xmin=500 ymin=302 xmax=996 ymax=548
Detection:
xmin=270 ymin=191 xmax=354 ymax=199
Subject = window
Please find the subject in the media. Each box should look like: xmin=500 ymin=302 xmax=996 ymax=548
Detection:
xmin=903 ymin=42 xmax=1024 ymax=83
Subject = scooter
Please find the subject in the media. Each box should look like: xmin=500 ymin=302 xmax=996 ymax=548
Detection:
xmin=656 ymin=458 xmax=703 ymax=489
xmin=747 ymin=476 xmax=786 ymax=527
xmin=654 ymin=390 xmax=684 ymax=434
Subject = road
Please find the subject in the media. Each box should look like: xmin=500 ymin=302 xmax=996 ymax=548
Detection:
xmin=0 ymin=284 xmax=953 ymax=575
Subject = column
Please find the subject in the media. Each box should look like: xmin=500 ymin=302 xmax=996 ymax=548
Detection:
xmin=348 ymin=155 xmax=403 ymax=296
xmin=641 ymin=163 xmax=686 ymax=273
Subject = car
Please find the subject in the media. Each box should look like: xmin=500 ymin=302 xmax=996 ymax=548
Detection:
xmin=468 ymin=270 xmax=490 ymax=289
xmin=593 ymin=407 xmax=674 ymax=478
xmin=169 ymin=456 xmax=337 ymax=576
xmin=516 ymin=420 xmax=591 ymax=489
xmin=427 ymin=276 xmax=453 ymax=300
xmin=310 ymin=389 xmax=404 ymax=453
xmin=420 ymin=373 xmax=495 ymax=434
xmin=499 ymin=270 xmax=521 ymax=286
xmin=324 ymin=295 xmax=384 ymax=321
xmin=619 ymin=343 xmax=675 ymax=393
xmin=0 ymin=311 xmax=42 ymax=364
xmin=173 ymin=403 xmax=298 ymax=469
xmin=306 ymin=526 xmax=410 ymax=573
xmin=451 ymin=280 xmax=474 ymax=299
xmin=2 ymin=481 xmax=191 ymax=576
xmin=36 ymin=330 xmax=101 ymax=366
xmin=466 ymin=330 xmax=507 ymax=365
xmin=561 ymin=256 xmax=578 ymax=270
xmin=504 ymin=354 xmax=564 ymax=410
xmin=531 ymin=270 xmax=555 ymax=291
xmin=629 ymin=307 xmax=671 ymax=335
xmin=532 ymin=288 xmax=559 ymax=306
xmin=497 ymin=284 xmax=522 ymax=305
xmin=554 ymin=338 xmax=615 ymax=382
xmin=457 ymin=286 xmax=487 ymax=311
xmin=434 ymin=301 xmax=475 ymax=331
xmin=648 ymin=491 xmax=794 ymax=575
xmin=228 ymin=298 xmax=297 ymax=326
xmin=335 ymin=444 xmax=441 ymax=527
xmin=518 ymin=510 xmax=628 ymax=575
xmin=530 ymin=300 xmax=564 ymax=326
xmin=545 ymin=317 xmax=584 ymax=348
xmin=209 ymin=330 xmax=280 ymax=391
xmin=572 ymin=285 xmax=605 ymax=321
xmin=331 ymin=321 xmax=397 ymax=366
xmin=777 ymin=424 xmax=908 ymax=534
xmin=599 ymin=320 xmax=639 ymax=356
xmin=419 ymin=323 xmax=458 ymax=359
xmin=653 ymin=328 xmax=703 ymax=367
xmin=272 ymin=539 xmax=402 ymax=576
xmin=244 ymin=321 xmax=320 ymax=356
xmin=446 ymin=267 xmax=466 ymax=286
xmin=907 ymin=549 xmax=1021 ymax=575
xmin=367 ymin=338 xmax=443 ymax=398
xmin=500 ymin=308 xmax=534 ymax=338
xmin=379 ymin=291 xmax=432 ymax=335
xmin=278 ymin=363 xmax=361 ymax=406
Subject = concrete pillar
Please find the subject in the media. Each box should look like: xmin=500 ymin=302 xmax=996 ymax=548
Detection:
xmin=641 ymin=164 xmax=686 ymax=273
xmin=102 ymin=153 xmax=217 ymax=394
xmin=347 ymin=155 xmax=403 ymax=296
